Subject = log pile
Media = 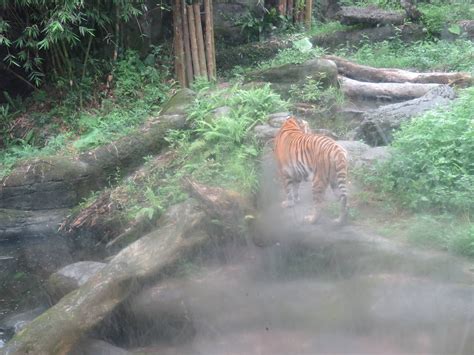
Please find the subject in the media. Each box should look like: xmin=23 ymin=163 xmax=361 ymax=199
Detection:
xmin=173 ymin=0 xmax=215 ymax=87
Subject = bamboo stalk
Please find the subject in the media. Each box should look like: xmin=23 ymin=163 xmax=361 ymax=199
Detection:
xmin=305 ymin=0 xmax=312 ymax=30
xmin=204 ymin=0 xmax=215 ymax=80
xmin=181 ymin=0 xmax=193 ymax=85
xmin=187 ymin=4 xmax=201 ymax=79
xmin=173 ymin=0 xmax=186 ymax=87
xmin=193 ymin=2 xmax=208 ymax=79
xmin=210 ymin=0 xmax=216 ymax=78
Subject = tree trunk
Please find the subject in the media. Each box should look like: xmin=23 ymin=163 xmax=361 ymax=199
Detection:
xmin=181 ymin=1 xmax=193 ymax=85
xmin=204 ymin=0 xmax=215 ymax=80
xmin=278 ymin=0 xmax=288 ymax=16
xmin=305 ymin=0 xmax=313 ymax=30
xmin=326 ymin=55 xmax=473 ymax=87
xmin=187 ymin=4 xmax=201 ymax=79
xmin=193 ymin=2 xmax=208 ymax=79
xmin=340 ymin=76 xmax=442 ymax=101
xmin=287 ymin=0 xmax=294 ymax=20
xmin=173 ymin=0 xmax=186 ymax=87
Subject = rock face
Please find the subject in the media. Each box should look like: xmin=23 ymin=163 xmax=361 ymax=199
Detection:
xmin=69 ymin=339 xmax=132 ymax=355
xmin=355 ymin=85 xmax=456 ymax=146
xmin=47 ymin=261 xmax=107 ymax=302
xmin=442 ymin=20 xmax=474 ymax=41
xmin=247 ymin=59 xmax=338 ymax=97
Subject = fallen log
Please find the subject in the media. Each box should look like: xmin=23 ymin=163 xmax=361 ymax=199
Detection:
xmin=326 ymin=55 xmax=473 ymax=87
xmin=355 ymin=85 xmax=456 ymax=146
xmin=0 ymin=89 xmax=195 ymax=211
xmin=337 ymin=6 xmax=405 ymax=26
xmin=340 ymin=76 xmax=441 ymax=101
xmin=3 ymin=182 xmax=251 ymax=355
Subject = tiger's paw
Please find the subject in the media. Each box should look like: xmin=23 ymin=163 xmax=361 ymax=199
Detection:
xmin=333 ymin=216 xmax=348 ymax=226
xmin=304 ymin=214 xmax=320 ymax=224
xmin=281 ymin=200 xmax=295 ymax=208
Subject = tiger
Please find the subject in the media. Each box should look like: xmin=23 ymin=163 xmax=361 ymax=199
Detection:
xmin=274 ymin=116 xmax=348 ymax=225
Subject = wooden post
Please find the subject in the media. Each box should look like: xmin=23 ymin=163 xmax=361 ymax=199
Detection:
xmin=204 ymin=0 xmax=215 ymax=80
xmin=173 ymin=0 xmax=186 ymax=87
xmin=181 ymin=0 xmax=193 ymax=85
xmin=187 ymin=4 xmax=201 ymax=79
xmin=278 ymin=0 xmax=288 ymax=16
xmin=193 ymin=2 xmax=208 ymax=79
xmin=305 ymin=0 xmax=312 ymax=30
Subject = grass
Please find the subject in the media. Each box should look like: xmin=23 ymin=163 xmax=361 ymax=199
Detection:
xmin=352 ymin=87 xmax=474 ymax=259
xmin=336 ymin=38 xmax=474 ymax=72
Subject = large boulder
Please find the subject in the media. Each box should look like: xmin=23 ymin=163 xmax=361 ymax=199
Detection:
xmin=355 ymin=85 xmax=456 ymax=146
xmin=337 ymin=6 xmax=406 ymax=26
xmin=47 ymin=261 xmax=107 ymax=302
xmin=246 ymin=59 xmax=338 ymax=97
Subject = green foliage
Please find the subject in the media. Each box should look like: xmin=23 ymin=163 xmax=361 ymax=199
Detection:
xmin=289 ymin=75 xmax=344 ymax=108
xmin=337 ymin=38 xmax=474 ymax=72
xmin=308 ymin=21 xmax=352 ymax=36
xmin=234 ymin=7 xmax=291 ymax=42
xmin=167 ymin=83 xmax=287 ymax=193
xmin=257 ymin=39 xmax=326 ymax=71
xmin=400 ymin=215 xmax=474 ymax=258
xmin=339 ymin=0 xmax=402 ymax=10
xmin=418 ymin=0 xmax=474 ymax=37
xmin=0 ymin=0 xmax=144 ymax=86
xmin=371 ymin=87 xmax=474 ymax=214
xmin=0 ymin=51 xmax=171 ymax=178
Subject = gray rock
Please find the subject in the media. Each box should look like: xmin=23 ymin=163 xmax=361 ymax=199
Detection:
xmin=47 ymin=261 xmax=106 ymax=302
xmin=0 ymin=306 xmax=47 ymax=335
xmin=70 ymin=339 xmax=131 ymax=355
xmin=361 ymin=146 xmax=391 ymax=166
xmin=337 ymin=6 xmax=405 ymax=26
xmin=268 ymin=112 xmax=291 ymax=128
xmin=248 ymin=59 xmax=338 ymax=98
xmin=211 ymin=106 xmax=231 ymax=119
xmin=254 ymin=125 xmax=279 ymax=141
xmin=355 ymin=85 xmax=456 ymax=146
xmin=338 ymin=140 xmax=370 ymax=167
xmin=442 ymin=20 xmax=474 ymax=41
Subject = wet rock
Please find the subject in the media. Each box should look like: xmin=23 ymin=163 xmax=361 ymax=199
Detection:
xmin=47 ymin=261 xmax=107 ymax=302
xmin=70 ymin=339 xmax=132 ymax=355
xmin=247 ymin=59 xmax=338 ymax=98
xmin=0 ymin=208 xmax=68 ymax=241
xmin=0 ymin=306 xmax=47 ymax=337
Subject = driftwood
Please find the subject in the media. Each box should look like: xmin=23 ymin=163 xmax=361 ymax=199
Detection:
xmin=3 ymin=181 xmax=251 ymax=354
xmin=355 ymin=85 xmax=456 ymax=146
xmin=326 ymin=55 xmax=473 ymax=87
xmin=340 ymin=76 xmax=441 ymax=101
xmin=337 ymin=6 xmax=405 ymax=26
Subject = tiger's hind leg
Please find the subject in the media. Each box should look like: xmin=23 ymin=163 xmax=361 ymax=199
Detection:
xmin=330 ymin=175 xmax=348 ymax=226
xmin=281 ymin=175 xmax=297 ymax=208
xmin=304 ymin=174 xmax=328 ymax=224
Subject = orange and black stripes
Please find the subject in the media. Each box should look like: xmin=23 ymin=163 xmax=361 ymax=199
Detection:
xmin=274 ymin=116 xmax=348 ymax=224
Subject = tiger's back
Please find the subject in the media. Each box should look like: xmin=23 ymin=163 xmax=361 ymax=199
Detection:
xmin=274 ymin=116 xmax=348 ymax=224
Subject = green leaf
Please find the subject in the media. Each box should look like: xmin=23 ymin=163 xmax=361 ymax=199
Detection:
xmin=448 ymin=24 xmax=461 ymax=35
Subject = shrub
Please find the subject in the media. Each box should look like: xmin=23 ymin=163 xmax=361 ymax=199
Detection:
xmin=375 ymin=87 xmax=474 ymax=213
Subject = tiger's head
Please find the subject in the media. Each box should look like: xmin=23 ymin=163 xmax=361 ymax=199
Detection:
xmin=284 ymin=116 xmax=312 ymax=134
